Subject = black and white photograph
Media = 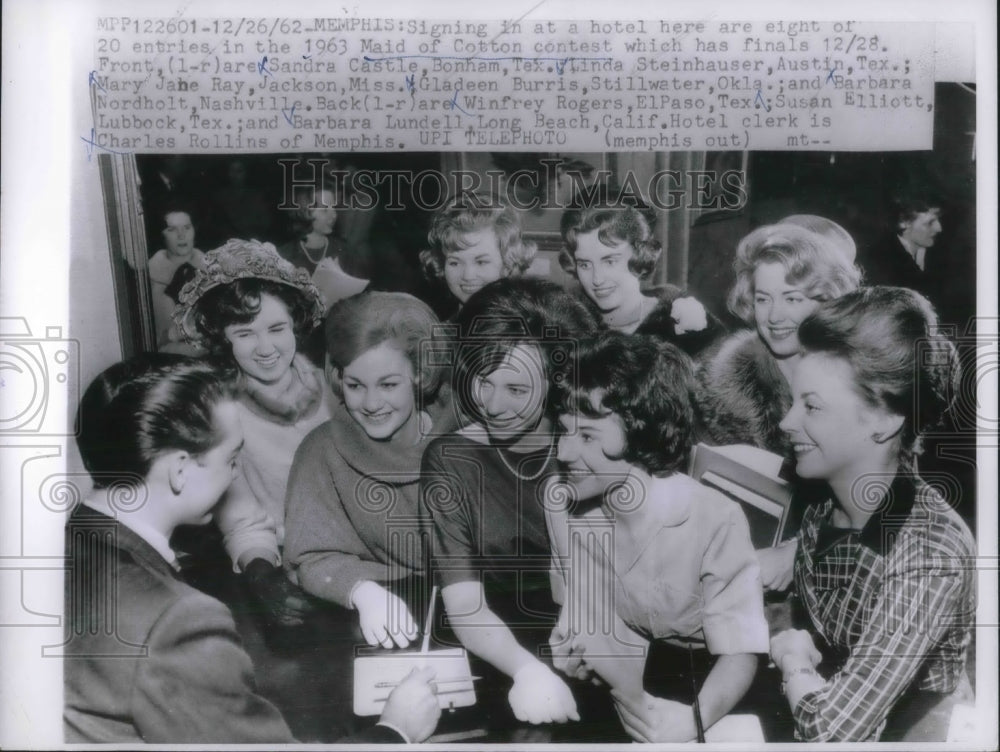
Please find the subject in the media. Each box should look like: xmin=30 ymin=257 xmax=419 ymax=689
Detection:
xmin=0 ymin=1 xmax=996 ymax=748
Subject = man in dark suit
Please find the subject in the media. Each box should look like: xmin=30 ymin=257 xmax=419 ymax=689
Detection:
xmin=859 ymin=197 xmax=943 ymax=304
xmin=63 ymin=504 xmax=440 ymax=744
xmin=64 ymin=354 xmax=441 ymax=744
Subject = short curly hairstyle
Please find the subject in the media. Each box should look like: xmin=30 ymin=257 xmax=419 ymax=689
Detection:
xmin=553 ymin=332 xmax=695 ymax=476
xmin=797 ymin=286 xmax=959 ymax=469
xmin=324 ymin=291 xmax=444 ymax=405
xmin=192 ymin=278 xmax=318 ymax=362
xmin=559 ymin=199 xmax=662 ymax=280
xmin=727 ymin=223 xmax=862 ymax=326
xmin=449 ymin=277 xmax=599 ymax=425
xmin=419 ymin=194 xmax=536 ymax=283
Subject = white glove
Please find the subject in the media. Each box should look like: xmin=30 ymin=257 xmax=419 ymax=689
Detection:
xmin=350 ymin=580 xmax=418 ymax=649
xmin=508 ymin=660 xmax=580 ymax=724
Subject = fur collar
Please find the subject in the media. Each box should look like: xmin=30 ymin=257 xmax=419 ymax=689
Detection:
xmin=697 ymin=330 xmax=793 ymax=456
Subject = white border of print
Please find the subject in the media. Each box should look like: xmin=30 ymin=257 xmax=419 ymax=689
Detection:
xmin=1 ymin=0 xmax=995 ymax=749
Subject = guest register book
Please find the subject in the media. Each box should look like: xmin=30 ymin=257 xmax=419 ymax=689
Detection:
xmin=687 ymin=443 xmax=793 ymax=549
xmin=352 ymin=646 xmax=477 ymax=716
xmin=353 ymin=587 xmax=477 ymax=716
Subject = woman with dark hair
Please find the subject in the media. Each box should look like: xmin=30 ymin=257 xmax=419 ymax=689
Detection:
xmin=276 ymin=185 xmax=342 ymax=275
xmin=65 ymin=354 xmax=441 ymax=744
xmin=770 ymin=287 xmax=975 ymax=742
xmin=546 ymin=332 xmax=768 ymax=742
xmin=283 ymin=291 xmax=452 ymax=649
xmin=174 ymin=239 xmax=330 ymax=628
xmin=420 ymin=277 xmax=598 ymax=726
xmin=560 ymin=195 xmax=721 ymax=356
xmin=419 ymin=193 xmax=536 ymax=319
xmin=276 ymin=184 xmax=369 ymax=307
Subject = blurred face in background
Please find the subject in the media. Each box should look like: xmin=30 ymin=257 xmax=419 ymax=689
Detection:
xmin=310 ymin=189 xmax=338 ymax=236
xmin=900 ymin=208 xmax=942 ymax=249
xmin=163 ymin=212 xmax=195 ymax=258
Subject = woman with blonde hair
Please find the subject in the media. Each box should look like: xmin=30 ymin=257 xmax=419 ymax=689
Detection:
xmin=419 ymin=193 xmax=536 ymax=319
xmin=698 ymin=223 xmax=861 ymax=455
xmin=697 ymin=223 xmax=862 ymax=592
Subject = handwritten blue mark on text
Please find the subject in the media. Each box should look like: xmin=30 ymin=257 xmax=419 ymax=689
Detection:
xmin=81 ymin=128 xmax=130 ymax=160
xmin=445 ymin=90 xmax=473 ymax=116
xmin=88 ymin=71 xmax=107 ymax=93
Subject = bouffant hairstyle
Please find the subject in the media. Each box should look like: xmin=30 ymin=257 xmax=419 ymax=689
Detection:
xmin=192 ymin=278 xmax=318 ymax=361
xmin=727 ymin=223 xmax=862 ymax=326
xmin=76 ymin=354 xmax=236 ymax=489
xmin=553 ymin=332 xmax=696 ymax=476
xmin=779 ymin=214 xmax=857 ymax=263
xmin=450 ymin=277 xmax=599 ymax=424
xmin=325 ymin=291 xmax=444 ymax=404
xmin=559 ymin=192 xmax=662 ymax=279
xmin=797 ymin=286 xmax=960 ymax=467
xmin=420 ymin=194 xmax=537 ymax=282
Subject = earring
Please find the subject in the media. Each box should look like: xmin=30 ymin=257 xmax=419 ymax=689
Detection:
xmin=872 ymin=424 xmax=904 ymax=444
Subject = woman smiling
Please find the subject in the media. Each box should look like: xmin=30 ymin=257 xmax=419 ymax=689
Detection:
xmin=696 ymin=223 xmax=862 ymax=592
xmin=560 ymin=196 xmax=721 ymax=357
xmin=546 ymin=332 xmax=768 ymax=743
xmin=283 ymin=291 xmax=452 ymax=649
xmin=698 ymin=223 xmax=862 ymax=456
xmin=420 ymin=278 xmax=598 ymax=727
xmin=770 ymin=287 xmax=975 ymax=742
xmin=176 ymin=239 xmax=329 ymax=631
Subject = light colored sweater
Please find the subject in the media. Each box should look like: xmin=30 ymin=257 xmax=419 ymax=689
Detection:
xmin=213 ymin=379 xmax=332 ymax=570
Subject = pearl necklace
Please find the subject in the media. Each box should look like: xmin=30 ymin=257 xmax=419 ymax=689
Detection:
xmin=300 ymin=236 xmax=329 ymax=265
xmin=496 ymin=442 xmax=555 ymax=482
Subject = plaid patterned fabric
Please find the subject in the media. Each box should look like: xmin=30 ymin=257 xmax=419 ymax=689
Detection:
xmin=791 ymin=474 xmax=976 ymax=741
